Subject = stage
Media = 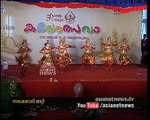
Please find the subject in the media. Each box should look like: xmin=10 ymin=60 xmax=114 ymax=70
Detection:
xmin=1 ymin=64 xmax=147 ymax=97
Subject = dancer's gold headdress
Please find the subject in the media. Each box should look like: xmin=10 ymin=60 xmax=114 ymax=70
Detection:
xmin=59 ymin=37 xmax=65 ymax=44
xmin=85 ymin=38 xmax=90 ymax=44
xmin=22 ymin=39 xmax=27 ymax=44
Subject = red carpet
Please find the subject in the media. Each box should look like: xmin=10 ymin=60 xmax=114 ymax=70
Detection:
xmin=1 ymin=64 xmax=147 ymax=97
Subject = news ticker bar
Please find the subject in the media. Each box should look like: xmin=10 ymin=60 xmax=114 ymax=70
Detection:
xmin=11 ymin=97 xmax=149 ymax=109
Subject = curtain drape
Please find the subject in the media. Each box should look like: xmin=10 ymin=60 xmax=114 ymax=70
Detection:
xmin=3 ymin=0 xmax=147 ymax=13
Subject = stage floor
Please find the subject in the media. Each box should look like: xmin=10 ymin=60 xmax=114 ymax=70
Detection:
xmin=1 ymin=64 xmax=147 ymax=82
xmin=1 ymin=64 xmax=147 ymax=97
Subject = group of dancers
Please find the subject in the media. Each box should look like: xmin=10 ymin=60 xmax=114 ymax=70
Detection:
xmin=15 ymin=36 xmax=132 ymax=77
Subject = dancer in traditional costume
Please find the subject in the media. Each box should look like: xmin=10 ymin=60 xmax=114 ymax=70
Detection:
xmin=119 ymin=35 xmax=132 ymax=70
xmin=38 ymin=40 xmax=56 ymax=75
xmin=55 ymin=37 xmax=75 ymax=71
xmin=100 ymin=37 xmax=117 ymax=70
xmin=81 ymin=38 xmax=95 ymax=70
xmin=15 ymin=39 xmax=32 ymax=77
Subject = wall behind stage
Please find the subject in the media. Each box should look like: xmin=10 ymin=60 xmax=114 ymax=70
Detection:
xmin=1 ymin=1 xmax=142 ymax=65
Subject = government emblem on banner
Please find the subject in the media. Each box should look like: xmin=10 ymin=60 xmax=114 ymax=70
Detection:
xmin=65 ymin=11 xmax=75 ymax=24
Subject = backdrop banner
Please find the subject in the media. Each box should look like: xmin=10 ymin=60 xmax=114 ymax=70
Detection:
xmin=1 ymin=1 xmax=142 ymax=64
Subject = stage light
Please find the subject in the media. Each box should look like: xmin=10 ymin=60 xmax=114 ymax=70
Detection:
xmin=74 ymin=83 xmax=83 ymax=98
xmin=2 ymin=61 xmax=8 ymax=70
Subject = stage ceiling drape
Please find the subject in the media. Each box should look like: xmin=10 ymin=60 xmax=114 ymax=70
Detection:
xmin=2 ymin=0 xmax=147 ymax=13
